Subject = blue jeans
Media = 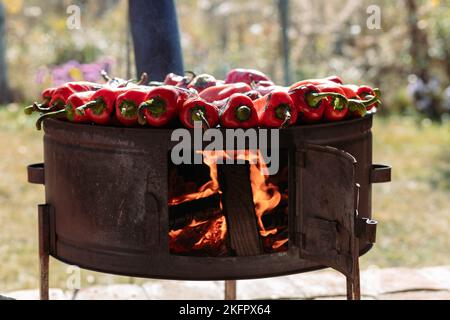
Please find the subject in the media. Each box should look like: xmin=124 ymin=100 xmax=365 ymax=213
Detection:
xmin=129 ymin=0 xmax=184 ymax=81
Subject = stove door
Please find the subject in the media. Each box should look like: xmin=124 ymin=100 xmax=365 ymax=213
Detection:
xmin=296 ymin=144 xmax=358 ymax=278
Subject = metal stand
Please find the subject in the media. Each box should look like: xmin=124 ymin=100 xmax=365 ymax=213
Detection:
xmin=224 ymin=280 xmax=237 ymax=300
xmin=38 ymin=205 xmax=50 ymax=300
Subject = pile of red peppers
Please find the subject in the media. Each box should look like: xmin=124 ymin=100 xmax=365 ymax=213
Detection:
xmin=26 ymin=69 xmax=381 ymax=131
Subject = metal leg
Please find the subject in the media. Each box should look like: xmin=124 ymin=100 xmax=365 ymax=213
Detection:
xmin=353 ymin=258 xmax=361 ymax=300
xmin=346 ymin=277 xmax=354 ymax=300
xmin=224 ymin=280 xmax=237 ymax=300
xmin=38 ymin=205 xmax=50 ymax=300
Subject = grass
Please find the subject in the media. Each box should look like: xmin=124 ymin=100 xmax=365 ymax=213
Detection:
xmin=0 ymin=104 xmax=449 ymax=292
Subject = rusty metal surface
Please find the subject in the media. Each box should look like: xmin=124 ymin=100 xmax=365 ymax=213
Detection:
xmin=296 ymin=144 xmax=357 ymax=278
xmin=31 ymin=115 xmax=387 ymax=280
xmin=371 ymin=164 xmax=392 ymax=184
xmin=27 ymin=163 xmax=45 ymax=185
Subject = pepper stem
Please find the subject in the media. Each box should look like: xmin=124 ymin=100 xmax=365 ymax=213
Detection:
xmin=235 ymin=105 xmax=252 ymax=122
xmin=348 ymin=101 xmax=367 ymax=117
xmin=100 ymin=70 xmax=112 ymax=82
xmin=24 ymin=100 xmax=53 ymax=114
xmin=192 ymin=109 xmax=210 ymax=129
xmin=373 ymin=88 xmax=381 ymax=98
xmin=75 ymin=101 xmax=99 ymax=116
xmin=306 ymin=92 xmax=348 ymax=108
xmin=137 ymin=72 xmax=149 ymax=85
xmin=350 ymin=95 xmax=381 ymax=108
xmin=280 ymin=109 xmax=292 ymax=129
xmin=35 ymin=109 xmax=66 ymax=130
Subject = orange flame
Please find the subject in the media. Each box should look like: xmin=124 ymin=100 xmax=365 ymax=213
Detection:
xmin=168 ymin=149 xmax=288 ymax=255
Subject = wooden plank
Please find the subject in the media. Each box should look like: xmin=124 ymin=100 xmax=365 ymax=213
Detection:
xmin=218 ymin=164 xmax=263 ymax=256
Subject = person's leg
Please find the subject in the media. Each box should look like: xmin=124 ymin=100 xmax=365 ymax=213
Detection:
xmin=129 ymin=0 xmax=184 ymax=81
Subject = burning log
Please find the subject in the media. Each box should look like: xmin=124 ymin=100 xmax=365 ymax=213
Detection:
xmin=218 ymin=164 xmax=264 ymax=256
xmin=168 ymin=193 xmax=222 ymax=230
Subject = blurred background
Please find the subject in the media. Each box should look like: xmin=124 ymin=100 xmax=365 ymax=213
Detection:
xmin=0 ymin=0 xmax=449 ymax=292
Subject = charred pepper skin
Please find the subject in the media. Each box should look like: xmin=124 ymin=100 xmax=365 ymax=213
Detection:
xmin=138 ymin=86 xmax=179 ymax=127
xmin=180 ymin=98 xmax=220 ymax=129
xmin=253 ymin=90 xmax=297 ymax=128
xmin=219 ymin=93 xmax=259 ymax=129
xmin=187 ymin=74 xmax=217 ymax=93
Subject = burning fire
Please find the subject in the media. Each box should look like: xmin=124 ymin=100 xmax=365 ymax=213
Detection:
xmin=168 ymin=150 xmax=288 ymax=255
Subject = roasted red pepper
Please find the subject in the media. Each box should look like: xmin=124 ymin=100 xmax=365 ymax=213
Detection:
xmin=289 ymin=76 xmax=343 ymax=91
xmin=317 ymin=84 xmax=349 ymax=122
xmin=138 ymin=86 xmax=180 ymax=127
xmin=288 ymin=84 xmax=343 ymax=123
xmin=36 ymin=91 xmax=95 ymax=130
xmin=244 ymin=90 xmax=262 ymax=101
xmin=199 ymin=82 xmax=251 ymax=102
xmin=219 ymin=93 xmax=259 ymax=129
xmin=115 ymin=88 xmax=152 ymax=126
xmin=339 ymin=84 xmax=380 ymax=117
xmin=187 ymin=74 xmax=217 ymax=93
xmin=179 ymin=98 xmax=219 ymax=129
xmin=24 ymin=87 xmax=56 ymax=114
xmin=254 ymin=84 xmax=287 ymax=96
xmin=216 ymin=83 xmax=252 ymax=101
xmin=356 ymin=85 xmax=380 ymax=111
xmin=47 ymin=81 xmax=103 ymax=111
xmin=164 ymin=73 xmax=184 ymax=86
xmin=75 ymin=87 xmax=131 ymax=125
xmin=225 ymin=68 xmax=271 ymax=85
xmin=253 ymin=90 xmax=297 ymax=128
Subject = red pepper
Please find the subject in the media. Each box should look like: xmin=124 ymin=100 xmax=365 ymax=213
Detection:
xmin=138 ymin=86 xmax=180 ymax=127
xmin=317 ymin=84 xmax=349 ymax=122
xmin=324 ymin=75 xmax=343 ymax=84
xmin=225 ymin=68 xmax=271 ymax=85
xmin=253 ymin=80 xmax=275 ymax=87
xmin=219 ymin=93 xmax=259 ymax=129
xmin=35 ymin=91 xmax=95 ymax=130
xmin=175 ymin=71 xmax=197 ymax=88
xmin=187 ymin=74 xmax=217 ymax=93
xmin=244 ymin=90 xmax=262 ymax=101
xmin=288 ymin=84 xmax=342 ymax=123
xmin=164 ymin=73 xmax=184 ymax=86
xmin=289 ymin=76 xmax=343 ymax=91
xmin=253 ymin=90 xmax=297 ymax=128
xmin=356 ymin=85 xmax=380 ymax=111
xmin=115 ymin=88 xmax=151 ymax=126
xmin=199 ymin=84 xmax=231 ymax=102
xmin=216 ymin=82 xmax=252 ymax=101
xmin=47 ymin=82 xmax=103 ymax=111
xmin=339 ymin=85 xmax=379 ymax=118
xmin=254 ymin=85 xmax=287 ymax=97
xmin=199 ymin=82 xmax=252 ymax=102
xmin=179 ymin=98 xmax=219 ymax=129
xmin=75 ymin=87 xmax=131 ymax=125
xmin=24 ymin=87 xmax=56 ymax=114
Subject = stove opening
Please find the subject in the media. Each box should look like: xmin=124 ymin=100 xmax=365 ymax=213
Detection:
xmin=168 ymin=150 xmax=289 ymax=257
